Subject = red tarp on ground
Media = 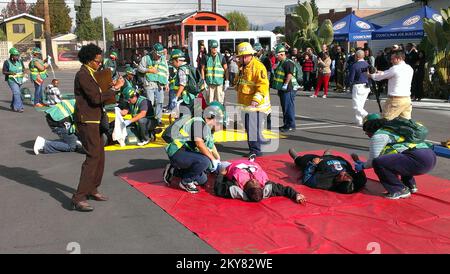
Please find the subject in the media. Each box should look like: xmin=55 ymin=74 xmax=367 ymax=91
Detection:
xmin=118 ymin=151 xmax=450 ymax=254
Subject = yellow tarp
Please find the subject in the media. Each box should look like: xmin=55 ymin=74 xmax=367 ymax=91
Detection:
xmin=105 ymin=112 xmax=282 ymax=151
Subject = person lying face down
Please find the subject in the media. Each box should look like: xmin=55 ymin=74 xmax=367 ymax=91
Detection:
xmin=289 ymin=148 xmax=367 ymax=194
xmin=213 ymin=159 xmax=306 ymax=204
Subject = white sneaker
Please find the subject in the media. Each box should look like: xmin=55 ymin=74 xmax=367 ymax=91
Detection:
xmin=137 ymin=140 xmax=150 ymax=146
xmin=33 ymin=136 xmax=46 ymax=155
xmin=322 ymin=95 xmax=327 ymax=98
xmin=310 ymin=95 xmax=317 ymax=98
xmin=76 ymin=140 xmax=82 ymax=147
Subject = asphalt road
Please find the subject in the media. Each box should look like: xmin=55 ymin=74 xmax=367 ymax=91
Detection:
xmin=0 ymin=69 xmax=449 ymax=253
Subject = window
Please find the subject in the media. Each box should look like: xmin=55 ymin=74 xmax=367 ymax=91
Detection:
xmin=34 ymin=23 xmax=42 ymax=38
xmin=207 ymin=26 xmax=216 ymax=32
xmin=220 ymin=39 xmax=234 ymax=54
xmin=258 ymin=37 xmax=271 ymax=51
xmin=13 ymin=24 xmax=25 ymax=33
xmin=218 ymin=26 xmax=226 ymax=32
xmin=195 ymin=25 xmax=205 ymax=32
xmin=185 ymin=25 xmax=193 ymax=35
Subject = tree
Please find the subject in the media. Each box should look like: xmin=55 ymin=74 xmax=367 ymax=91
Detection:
xmin=272 ymin=26 xmax=285 ymax=34
xmin=30 ymin=0 xmax=72 ymax=35
xmin=93 ymin=17 xmax=115 ymax=42
xmin=225 ymin=11 xmax=249 ymax=31
xmin=75 ymin=0 xmax=96 ymax=40
xmin=250 ymin=24 xmax=262 ymax=31
xmin=1 ymin=0 xmax=33 ymax=18
xmin=310 ymin=0 xmax=318 ymax=13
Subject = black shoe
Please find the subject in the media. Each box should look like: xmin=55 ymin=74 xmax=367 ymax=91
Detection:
xmin=163 ymin=163 xmax=174 ymax=186
xmin=384 ymin=188 xmax=411 ymax=200
xmin=289 ymin=148 xmax=298 ymax=160
xmin=404 ymin=182 xmax=418 ymax=194
xmin=280 ymin=127 xmax=296 ymax=133
xmin=179 ymin=182 xmax=199 ymax=194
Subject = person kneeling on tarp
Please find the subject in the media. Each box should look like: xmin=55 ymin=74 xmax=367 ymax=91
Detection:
xmin=356 ymin=113 xmax=436 ymax=199
xmin=33 ymin=99 xmax=82 ymax=155
xmin=120 ymin=86 xmax=157 ymax=146
xmin=289 ymin=148 xmax=367 ymax=194
xmin=162 ymin=103 xmax=225 ymax=194
xmin=214 ymin=157 xmax=306 ymax=204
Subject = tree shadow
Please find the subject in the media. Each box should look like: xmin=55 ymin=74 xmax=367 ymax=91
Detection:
xmin=114 ymin=158 xmax=169 ymax=176
xmin=0 ymin=165 xmax=75 ymax=210
xmin=215 ymin=143 xmax=249 ymax=157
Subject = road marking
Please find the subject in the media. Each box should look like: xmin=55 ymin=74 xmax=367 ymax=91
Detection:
xmin=296 ymin=124 xmax=349 ymax=130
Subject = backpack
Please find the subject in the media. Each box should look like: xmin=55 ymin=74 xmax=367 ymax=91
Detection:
xmin=382 ymin=117 xmax=429 ymax=143
xmin=161 ymin=115 xmax=191 ymax=144
xmin=184 ymin=65 xmax=205 ymax=96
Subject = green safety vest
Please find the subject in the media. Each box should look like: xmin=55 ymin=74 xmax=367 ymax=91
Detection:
xmin=45 ymin=99 xmax=76 ymax=134
xmin=145 ymin=55 xmax=169 ymax=85
xmin=29 ymin=58 xmax=48 ymax=81
xmin=7 ymin=59 xmax=24 ymax=85
xmin=129 ymin=96 xmax=148 ymax=117
xmin=376 ymin=128 xmax=433 ymax=155
xmin=272 ymin=59 xmax=299 ymax=90
xmin=205 ymin=54 xmax=225 ymax=86
xmin=165 ymin=117 xmax=215 ymax=157
xmin=173 ymin=65 xmax=196 ymax=105
xmin=104 ymin=58 xmax=117 ymax=77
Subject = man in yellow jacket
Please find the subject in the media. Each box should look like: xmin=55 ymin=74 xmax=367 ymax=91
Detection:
xmin=235 ymin=42 xmax=271 ymax=158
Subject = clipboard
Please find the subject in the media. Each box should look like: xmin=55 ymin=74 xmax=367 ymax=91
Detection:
xmin=94 ymin=68 xmax=116 ymax=105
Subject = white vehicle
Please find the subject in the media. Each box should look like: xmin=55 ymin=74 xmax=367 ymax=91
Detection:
xmin=188 ymin=31 xmax=277 ymax=68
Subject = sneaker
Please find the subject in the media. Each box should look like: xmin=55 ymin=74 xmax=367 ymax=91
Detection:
xmin=310 ymin=95 xmax=317 ymax=98
xmin=247 ymin=153 xmax=256 ymax=162
xmin=137 ymin=140 xmax=150 ymax=146
xmin=33 ymin=136 xmax=46 ymax=155
xmin=384 ymin=188 xmax=411 ymax=200
xmin=76 ymin=140 xmax=83 ymax=148
xmin=34 ymin=103 xmax=45 ymax=108
xmin=179 ymin=182 xmax=199 ymax=194
xmin=322 ymin=95 xmax=327 ymax=98
xmin=405 ymin=182 xmax=418 ymax=194
xmin=163 ymin=164 xmax=174 ymax=186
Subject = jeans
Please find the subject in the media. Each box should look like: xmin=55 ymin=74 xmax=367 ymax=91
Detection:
xmin=278 ymin=89 xmax=296 ymax=129
xmin=33 ymin=81 xmax=44 ymax=105
xmin=169 ymin=149 xmax=211 ymax=185
xmin=166 ymin=89 xmax=177 ymax=111
xmin=372 ymin=148 xmax=436 ymax=194
xmin=43 ymin=127 xmax=79 ymax=154
xmin=8 ymin=81 xmax=23 ymax=111
xmin=244 ymin=111 xmax=266 ymax=155
xmin=145 ymin=83 xmax=164 ymax=122
xmin=303 ymin=71 xmax=312 ymax=91
xmin=131 ymin=117 xmax=154 ymax=142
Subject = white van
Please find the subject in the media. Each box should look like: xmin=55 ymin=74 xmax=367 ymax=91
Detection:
xmin=188 ymin=31 xmax=277 ymax=68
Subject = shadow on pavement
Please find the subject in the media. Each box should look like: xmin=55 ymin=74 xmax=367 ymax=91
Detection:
xmin=114 ymin=158 xmax=168 ymax=175
xmin=0 ymin=164 xmax=75 ymax=210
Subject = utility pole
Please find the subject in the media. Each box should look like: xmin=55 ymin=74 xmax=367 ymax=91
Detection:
xmin=43 ymin=0 xmax=57 ymax=68
xmin=212 ymin=0 xmax=217 ymax=13
xmin=198 ymin=0 xmax=202 ymax=11
xmin=101 ymin=0 xmax=107 ymax=54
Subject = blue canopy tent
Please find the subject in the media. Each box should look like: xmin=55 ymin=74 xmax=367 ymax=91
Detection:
xmin=372 ymin=5 xmax=443 ymax=40
xmin=333 ymin=13 xmax=381 ymax=42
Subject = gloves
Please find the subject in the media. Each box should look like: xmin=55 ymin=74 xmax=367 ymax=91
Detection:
xmin=210 ymin=159 xmax=220 ymax=172
xmin=47 ymin=55 xmax=52 ymax=64
xmin=224 ymin=80 xmax=230 ymax=90
xmin=282 ymin=84 xmax=288 ymax=91
xmin=355 ymin=161 xmax=366 ymax=172
xmin=124 ymin=120 xmax=132 ymax=127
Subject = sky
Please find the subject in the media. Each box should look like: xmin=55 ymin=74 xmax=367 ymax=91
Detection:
xmin=1 ymin=0 xmax=413 ymax=29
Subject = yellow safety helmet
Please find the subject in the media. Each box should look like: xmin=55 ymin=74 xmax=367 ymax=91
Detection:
xmin=236 ymin=42 xmax=256 ymax=57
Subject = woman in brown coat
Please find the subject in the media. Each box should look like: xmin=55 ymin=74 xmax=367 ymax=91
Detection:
xmin=72 ymin=44 xmax=124 ymax=212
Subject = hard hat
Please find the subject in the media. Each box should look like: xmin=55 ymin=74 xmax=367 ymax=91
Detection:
xmin=209 ymin=40 xmax=219 ymax=49
xmin=32 ymin=47 xmax=42 ymax=54
xmin=110 ymin=52 xmax=118 ymax=58
xmin=363 ymin=113 xmax=381 ymax=124
xmin=170 ymin=49 xmax=185 ymax=60
xmin=204 ymin=101 xmax=226 ymax=124
xmin=153 ymin=43 xmax=164 ymax=56
xmin=125 ymin=67 xmax=135 ymax=75
xmin=122 ymin=86 xmax=137 ymax=100
xmin=253 ymin=43 xmax=263 ymax=51
xmin=9 ymin=47 xmax=20 ymax=56
xmin=274 ymin=44 xmax=287 ymax=55
xmin=236 ymin=42 xmax=256 ymax=57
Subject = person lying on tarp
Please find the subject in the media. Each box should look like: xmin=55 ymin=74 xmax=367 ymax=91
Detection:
xmin=213 ymin=157 xmax=307 ymax=204
xmin=288 ymin=148 xmax=367 ymax=194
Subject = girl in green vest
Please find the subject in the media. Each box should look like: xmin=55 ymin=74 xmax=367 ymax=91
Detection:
xmin=355 ymin=114 xmax=436 ymax=200
xmin=29 ymin=47 xmax=49 ymax=107
xmin=2 ymin=48 xmax=25 ymax=112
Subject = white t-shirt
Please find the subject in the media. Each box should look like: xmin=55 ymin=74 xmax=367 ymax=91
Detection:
xmin=371 ymin=61 xmax=413 ymax=97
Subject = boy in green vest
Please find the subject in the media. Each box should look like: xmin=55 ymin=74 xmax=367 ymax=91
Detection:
xmin=201 ymin=40 xmax=229 ymax=104
xmin=2 ymin=47 xmax=26 ymax=112
xmin=33 ymin=99 xmax=82 ymax=154
xmin=103 ymin=51 xmax=118 ymax=80
xmin=163 ymin=103 xmax=225 ymax=194
xmin=137 ymin=43 xmax=169 ymax=126
xmin=120 ymin=86 xmax=156 ymax=146
xmin=29 ymin=47 xmax=49 ymax=107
